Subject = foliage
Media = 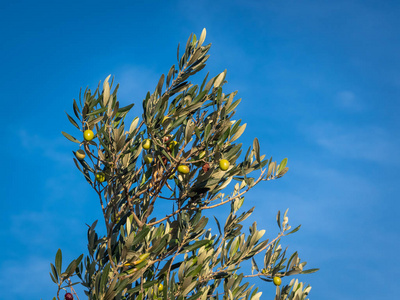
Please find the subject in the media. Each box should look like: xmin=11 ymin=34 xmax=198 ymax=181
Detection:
xmin=52 ymin=29 xmax=317 ymax=300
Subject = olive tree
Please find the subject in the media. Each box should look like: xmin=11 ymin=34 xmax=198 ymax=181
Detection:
xmin=50 ymin=29 xmax=317 ymax=300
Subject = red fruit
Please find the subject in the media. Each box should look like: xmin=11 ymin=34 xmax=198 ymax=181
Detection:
xmin=163 ymin=135 xmax=172 ymax=143
xmin=202 ymin=163 xmax=210 ymax=173
xmin=65 ymin=293 xmax=74 ymax=300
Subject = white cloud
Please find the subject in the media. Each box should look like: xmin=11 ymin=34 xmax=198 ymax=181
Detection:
xmin=2 ymin=210 xmax=88 ymax=298
xmin=335 ymin=90 xmax=364 ymax=111
xmin=304 ymin=122 xmax=400 ymax=165
xmin=18 ymin=129 xmax=71 ymax=165
xmin=8 ymin=210 xmax=82 ymax=250
xmin=0 ymin=255 xmax=53 ymax=298
xmin=0 ymin=254 xmax=86 ymax=299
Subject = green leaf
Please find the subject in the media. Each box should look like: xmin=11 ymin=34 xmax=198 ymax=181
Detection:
xmin=287 ymin=252 xmax=298 ymax=272
xmin=75 ymin=254 xmax=84 ymax=266
xmin=182 ymin=281 xmax=197 ymax=297
xmin=103 ymin=75 xmax=111 ymax=106
xmin=50 ymin=263 xmax=58 ymax=282
xmin=61 ymin=131 xmax=80 ymax=144
xmin=110 ymin=100 xmax=119 ymax=119
xmin=49 ymin=272 xmax=57 ymax=283
xmin=55 ymin=249 xmax=62 ymax=276
xmin=65 ymin=260 xmax=77 ymax=277
xmin=230 ymin=123 xmax=246 ymax=142
xmin=185 ymin=119 xmax=195 ymax=144
xmin=204 ymin=123 xmax=211 ymax=142
xmin=118 ymin=103 xmax=135 ymax=113
xmin=156 ymin=74 xmax=165 ymax=96
xmin=251 ymin=291 xmax=262 ymax=300
xmin=65 ymin=112 xmax=80 ymax=129
xmin=193 ymin=90 xmax=207 ymax=104
xmin=286 ymin=224 xmax=301 ymax=235
xmin=226 ymin=98 xmax=241 ymax=115
xmin=187 ymin=264 xmax=203 ymax=279
xmin=188 ymin=49 xmax=203 ymax=69
xmin=277 ymin=167 xmax=289 ymax=178
xmin=198 ymin=28 xmax=206 ymax=46
xmin=100 ymin=263 xmax=111 ymax=294
xmin=214 ymin=216 xmax=222 ymax=235
xmin=166 ymin=65 xmax=175 ymax=87
xmin=301 ymin=268 xmax=319 ymax=274
xmin=253 ymin=138 xmax=260 ymax=164
xmin=129 ymin=117 xmax=139 ymax=134
xmin=267 ymin=160 xmax=275 ymax=178
xmin=276 ymin=211 xmax=281 ymax=231
xmin=131 ymin=226 xmax=150 ymax=247
xmin=229 ymin=122 xmax=241 ymax=140
xmin=87 ymin=115 xmax=103 ymax=127
xmin=82 ymin=103 xmax=88 ymax=118
xmin=72 ymin=99 xmax=81 ymax=120
xmin=152 ymin=236 xmax=168 ymax=255
xmin=194 ymin=127 xmax=201 ymax=139
xmin=181 ymin=240 xmax=211 ymax=253
xmin=185 ymin=32 xmax=193 ymax=54
xmin=214 ymin=70 xmax=226 ymax=88
xmin=170 ymin=81 xmax=189 ymax=95
xmin=87 ymin=106 xmax=108 ymax=116
xmin=217 ymin=126 xmax=230 ymax=145
xmin=77 ymin=156 xmax=94 ymax=173
xmin=278 ymin=158 xmax=288 ymax=174
xmin=233 ymin=197 xmax=244 ymax=213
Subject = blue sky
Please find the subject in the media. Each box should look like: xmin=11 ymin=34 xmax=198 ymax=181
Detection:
xmin=1 ymin=0 xmax=399 ymax=299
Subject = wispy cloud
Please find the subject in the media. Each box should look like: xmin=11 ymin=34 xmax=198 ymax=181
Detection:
xmin=18 ymin=129 xmax=71 ymax=165
xmin=0 ymin=255 xmax=53 ymax=298
xmin=303 ymin=122 xmax=400 ymax=165
xmin=1 ymin=210 xmax=88 ymax=299
xmin=335 ymin=90 xmax=364 ymax=112
xmin=7 ymin=210 xmax=83 ymax=253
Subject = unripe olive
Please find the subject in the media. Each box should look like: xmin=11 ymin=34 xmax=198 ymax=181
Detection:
xmin=83 ymin=130 xmax=94 ymax=141
xmin=273 ymin=276 xmax=282 ymax=286
xmin=219 ymin=159 xmax=230 ymax=171
xmin=177 ymin=165 xmax=190 ymax=174
xmin=142 ymin=139 xmax=151 ymax=150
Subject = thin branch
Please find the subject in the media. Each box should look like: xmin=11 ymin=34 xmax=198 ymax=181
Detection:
xmin=148 ymin=169 xmax=266 ymax=226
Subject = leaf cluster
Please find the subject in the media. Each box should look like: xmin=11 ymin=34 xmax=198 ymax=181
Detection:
xmin=53 ymin=29 xmax=317 ymax=300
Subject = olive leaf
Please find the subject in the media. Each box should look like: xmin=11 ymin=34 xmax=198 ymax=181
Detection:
xmin=62 ymin=131 xmax=80 ymax=144
xmin=54 ymin=28 xmax=317 ymax=300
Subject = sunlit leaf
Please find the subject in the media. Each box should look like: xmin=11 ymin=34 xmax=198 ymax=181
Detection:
xmin=61 ymin=131 xmax=80 ymax=144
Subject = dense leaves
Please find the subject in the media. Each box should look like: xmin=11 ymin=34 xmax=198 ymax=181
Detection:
xmin=52 ymin=29 xmax=317 ymax=300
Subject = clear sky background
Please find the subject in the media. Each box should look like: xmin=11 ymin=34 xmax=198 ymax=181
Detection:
xmin=1 ymin=0 xmax=399 ymax=299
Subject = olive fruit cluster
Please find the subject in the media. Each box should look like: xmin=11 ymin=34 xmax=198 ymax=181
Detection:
xmin=76 ymin=128 xmax=233 ymax=185
xmin=140 ymin=133 xmax=232 ymax=176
